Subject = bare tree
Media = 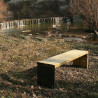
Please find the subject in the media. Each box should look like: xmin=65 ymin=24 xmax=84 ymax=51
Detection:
xmin=71 ymin=0 xmax=98 ymax=31
xmin=0 ymin=0 xmax=9 ymax=21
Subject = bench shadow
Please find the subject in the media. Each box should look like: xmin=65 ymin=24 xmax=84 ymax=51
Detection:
xmin=55 ymin=80 xmax=97 ymax=97
xmin=0 ymin=66 xmax=37 ymax=94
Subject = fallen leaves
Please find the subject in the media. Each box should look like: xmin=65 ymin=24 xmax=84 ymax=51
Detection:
xmin=0 ymin=34 xmax=97 ymax=97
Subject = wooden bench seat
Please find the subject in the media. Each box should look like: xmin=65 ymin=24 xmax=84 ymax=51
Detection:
xmin=37 ymin=50 xmax=88 ymax=88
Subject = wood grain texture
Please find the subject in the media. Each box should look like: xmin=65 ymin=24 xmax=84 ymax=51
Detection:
xmin=73 ymin=54 xmax=88 ymax=68
xmin=38 ymin=50 xmax=88 ymax=68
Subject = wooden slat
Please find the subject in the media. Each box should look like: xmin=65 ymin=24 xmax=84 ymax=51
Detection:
xmin=38 ymin=50 xmax=88 ymax=68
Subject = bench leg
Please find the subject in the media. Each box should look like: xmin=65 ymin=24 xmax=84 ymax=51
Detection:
xmin=37 ymin=62 xmax=55 ymax=88
xmin=73 ymin=54 xmax=88 ymax=69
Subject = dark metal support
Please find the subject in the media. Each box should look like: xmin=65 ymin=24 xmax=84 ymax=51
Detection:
xmin=37 ymin=62 xmax=55 ymax=88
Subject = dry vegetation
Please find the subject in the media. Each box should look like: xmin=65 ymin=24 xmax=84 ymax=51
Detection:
xmin=0 ymin=33 xmax=98 ymax=98
xmin=0 ymin=0 xmax=8 ymax=20
xmin=71 ymin=0 xmax=98 ymax=30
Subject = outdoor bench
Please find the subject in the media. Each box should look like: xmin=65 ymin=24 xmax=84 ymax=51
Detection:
xmin=37 ymin=49 xmax=88 ymax=88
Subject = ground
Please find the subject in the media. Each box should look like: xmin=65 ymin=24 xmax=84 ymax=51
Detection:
xmin=0 ymin=33 xmax=98 ymax=98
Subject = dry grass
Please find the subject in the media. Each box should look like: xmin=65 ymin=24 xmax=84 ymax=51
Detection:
xmin=0 ymin=33 xmax=98 ymax=98
xmin=0 ymin=33 xmax=71 ymax=72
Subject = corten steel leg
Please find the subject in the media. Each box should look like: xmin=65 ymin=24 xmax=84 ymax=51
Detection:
xmin=37 ymin=62 xmax=55 ymax=88
xmin=73 ymin=54 xmax=88 ymax=69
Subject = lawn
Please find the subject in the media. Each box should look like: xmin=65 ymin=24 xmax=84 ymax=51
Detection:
xmin=0 ymin=33 xmax=98 ymax=98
